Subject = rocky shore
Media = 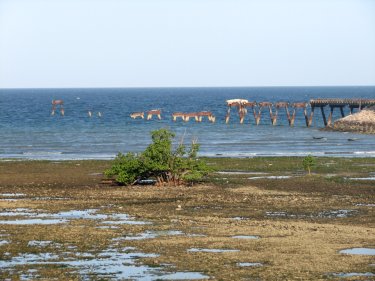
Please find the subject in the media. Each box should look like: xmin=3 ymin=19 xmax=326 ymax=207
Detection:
xmin=333 ymin=106 xmax=375 ymax=134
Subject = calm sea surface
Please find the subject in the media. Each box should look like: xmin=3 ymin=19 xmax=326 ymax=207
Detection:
xmin=0 ymin=87 xmax=374 ymax=160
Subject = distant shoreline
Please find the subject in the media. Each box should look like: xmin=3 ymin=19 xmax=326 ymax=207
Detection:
xmin=1 ymin=85 xmax=375 ymax=90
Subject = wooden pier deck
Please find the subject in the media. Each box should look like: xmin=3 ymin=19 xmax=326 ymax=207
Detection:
xmin=309 ymin=98 xmax=375 ymax=107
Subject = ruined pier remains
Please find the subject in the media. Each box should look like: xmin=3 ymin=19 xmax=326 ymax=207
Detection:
xmin=310 ymin=99 xmax=375 ymax=127
xmin=225 ymin=99 xmax=249 ymax=124
xmin=146 ymin=110 xmax=162 ymax=120
xmin=226 ymin=98 xmax=375 ymax=127
xmin=129 ymin=110 xmax=161 ymax=120
xmin=225 ymin=99 xmax=309 ymax=126
xmin=51 ymin=100 xmax=64 ymax=116
xmin=130 ymin=112 xmax=145 ymax=119
xmin=172 ymin=111 xmax=215 ymax=123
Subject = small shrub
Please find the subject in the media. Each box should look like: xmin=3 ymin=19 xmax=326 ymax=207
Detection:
xmin=105 ymin=128 xmax=212 ymax=186
xmin=104 ymin=152 xmax=142 ymax=185
xmin=303 ymin=154 xmax=316 ymax=176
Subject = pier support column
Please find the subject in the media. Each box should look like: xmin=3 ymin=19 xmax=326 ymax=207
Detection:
xmin=289 ymin=109 xmax=297 ymax=126
xmin=349 ymin=106 xmax=353 ymax=115
xmin=286 ymin=107 xmax=292 ymax=126
xmin=238 ymin=104 xmax=246 ymax=124
xmin=320 ymin=106 xmax=327 ymax=127
xmin=270 ymin=106 xmax=277 ymax=126
xmin=225 ymin=108 xmax=230 ymax=124
xmin=307 ymin=107 xmax=313 ymax=127
xmin=303 ymin=107 xmax=309 ymax=127
xmin=254 ymin=108 xmax=261 ymax=125
xmin=340 ymin=106 xmax=345 ymax=117
xmin=239 ymin=111 xmax=245 ymax=124
xmin=327 ymin=106 xmax=334 ymax=127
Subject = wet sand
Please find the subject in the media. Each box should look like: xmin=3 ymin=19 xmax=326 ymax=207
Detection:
xmin=0 ymin=158 xmax=374 ymax=280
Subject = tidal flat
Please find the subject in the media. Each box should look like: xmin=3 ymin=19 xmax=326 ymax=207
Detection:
xmin=0 ymin=157 xmax=374 ymax=280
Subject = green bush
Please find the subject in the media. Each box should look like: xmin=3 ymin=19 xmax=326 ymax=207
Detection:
xmin=302 ymin=154 xmax=316 ymax=176
xmin=105 ymin=128 xmax=212 ymax=186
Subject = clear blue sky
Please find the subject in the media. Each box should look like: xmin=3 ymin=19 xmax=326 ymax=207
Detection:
xmin=0 ymin=0 xmax=374 ymax=88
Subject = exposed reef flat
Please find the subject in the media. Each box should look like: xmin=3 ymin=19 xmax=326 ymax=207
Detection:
xmin=0 ymin=158 xmax=374 ymax=280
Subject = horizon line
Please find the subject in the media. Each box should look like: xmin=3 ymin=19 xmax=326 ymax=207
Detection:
xmin=1 ymin=85 xmax=375 ymax=90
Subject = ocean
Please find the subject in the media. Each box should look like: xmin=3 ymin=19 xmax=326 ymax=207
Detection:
xmin=0 ymin=86 xmax=374 ymax=160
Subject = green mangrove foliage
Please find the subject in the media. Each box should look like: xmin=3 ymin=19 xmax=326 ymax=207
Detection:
xmin=105 ymin=128 xmax=212 ymax=185
xmin=302 ymin=154 xmax=316 ymax=176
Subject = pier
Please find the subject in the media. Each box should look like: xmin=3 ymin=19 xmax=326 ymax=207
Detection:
xmin=310 ymin=99 xmax=375 ymax=127
xmin=226 ymin=98 xmax=375 ymax=127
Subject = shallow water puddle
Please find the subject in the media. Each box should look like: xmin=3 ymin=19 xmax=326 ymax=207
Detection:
xmin=248 ymin=176 xmax=292 ymax=180
xmin=0 ymin=208 xmax=67 ymax=224
xmin=317 ymin=209 xmax=357 ymax=218
xmin=102 ymin=219 xmax=151 ymax=225
xmin=217 ymin=171 xmax=268 ymax=175
xmin=0 ymin=208 xmax=150 ymax=225
xmin=187 ymin=233 xmax=206 ymax=237
xmin=347 ymin=177 xmax=375 ymax=180
xmin=0 ymin=240 xmax=10 ymax=246
xmin=0 ymin=208 xmax=35 ymax=217
xmin=0 ymin=193 xmax=26 ymax=197
xmin=0 ymin=246 xmax=209 ymax=280
xmin=237 ymin=262 xmax=263 ymax=267
xmin=232 ymin=216 xmax=250 ymax=221
xmin=96 ymin=225 xmax=120 ymax=229
xmin=0 ymin=193 xmax=26 ymax=202
xmin=232 ymin=235 xmax=260 ymax=239
xmin=51 ymin=209 xmax=108 ymax=220
xmin=266 ymin=211 xmax=289 ymax=217
xmin=194 ymin=206 xmax=223 ymax=211
xmin=115 ymin=230 xmax=184 ymax=241
xmin=188 ymin=248 xmax=239 ymax=253
xmin=28 ymin=240 xmax=59 ymax=248
xmin=265 ymin=209 xmax=356 ymax=219
xmin=114 ymin=231 xmax=157 ymax=241
xmin=339 ymin=248 xmax=375 ymax=255
xmin=356 ymin=203 xmax=375 ymax=207
xmin=0 ymin=209 xmax=209 ymax=279
xmin=20 ymin=269 xmax=40 ymax=280
xmin=159 ymin=272 xmax=209 ymax=280
xmin=32 ymin=197 xmax=70 ymax=201
xmin=330 ymin=272 xmax=375 ymax=278
xmin=0 ymin=218 xmax=68 ymax=225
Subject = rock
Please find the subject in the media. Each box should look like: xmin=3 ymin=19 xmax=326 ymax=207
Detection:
xmin=333 ymin=107 xmax=375 ymax=134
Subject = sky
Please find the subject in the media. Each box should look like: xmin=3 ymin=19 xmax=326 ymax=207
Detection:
xmin=0 ymin=0 xmax=374 ymax=88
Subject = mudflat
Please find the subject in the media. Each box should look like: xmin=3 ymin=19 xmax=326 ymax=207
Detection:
xmin=0 ymin=158 xmax=374 ymax=280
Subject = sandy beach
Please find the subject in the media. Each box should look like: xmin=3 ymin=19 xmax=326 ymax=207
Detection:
xmin=0 ymin=158 xmax=374 ymax=280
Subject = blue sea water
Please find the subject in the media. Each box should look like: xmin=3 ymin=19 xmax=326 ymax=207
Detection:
xmin=0 ymin=87 xmax=374 ymax=160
